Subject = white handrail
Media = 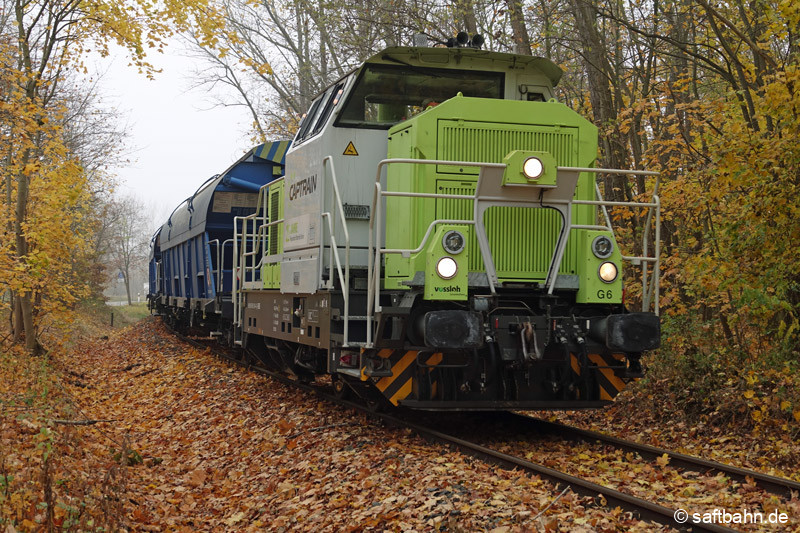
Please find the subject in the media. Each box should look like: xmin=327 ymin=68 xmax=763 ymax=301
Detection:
xmin=573 ymin=169 xmax=662 ymax=315
xmin=232 ymin=185 xmax=268 ymax=333
xmin=560 ymin=166 xmax=659 ymax=176
xmin=322 ymin=157 xmax=351 ymax=346
xmin=365 ymin=159 xmax=662 ymax=346
xmin=366 ymin=159 xmax=506 ymax=347
xmin=233 ymin=216 xmax=241 ymax=332
xmin=382 ymin=219 xmax=475 ymax=255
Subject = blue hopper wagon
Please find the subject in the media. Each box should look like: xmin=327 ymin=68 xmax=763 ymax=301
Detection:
xmin=148 ymin=141 xmax=290 ymax=333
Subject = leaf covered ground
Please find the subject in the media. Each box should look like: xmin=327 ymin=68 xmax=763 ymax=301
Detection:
xmin=2 ymin=317 xmax=669 ymax=532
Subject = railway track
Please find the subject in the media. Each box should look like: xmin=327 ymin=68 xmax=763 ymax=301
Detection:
xmin=173 ymin=327 xmax=796 ymax=532
xmin=522 ymin=414 xmax=800 ymax=500
xmin=420 ymin=410 xmax=799 ymax=532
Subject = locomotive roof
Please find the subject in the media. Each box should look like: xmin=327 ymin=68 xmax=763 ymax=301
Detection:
xmin=362 ymin=46 xmax=563 ymax=87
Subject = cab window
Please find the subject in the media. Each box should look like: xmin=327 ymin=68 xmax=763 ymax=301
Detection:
xmin=311 ymin=83 xmax=344 ymax=137
xmin=294 ymin=94 xmax=325 ymax=144
xmin=335 ymin=64 xmax=503 ymax=129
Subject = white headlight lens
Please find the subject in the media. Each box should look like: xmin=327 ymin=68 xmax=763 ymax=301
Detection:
xmin=442 ymin=230 xmax=465 ymax=255
xmin=523 ymin=157 xmax=544 ymax=180
xmin=436 ymin=257 xmax=458 ymax=279
xmin=598 ymin=262 xmax=618 ymax=283
xmin=592 ymin=235 xmax=614 ymax=259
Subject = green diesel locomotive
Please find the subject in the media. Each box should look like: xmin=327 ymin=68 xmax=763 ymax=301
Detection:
xmin=231 ymin=39 xmax=661 ymax=410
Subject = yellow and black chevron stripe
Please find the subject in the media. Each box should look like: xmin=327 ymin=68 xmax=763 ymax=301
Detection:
xmin=570 ymin=352 xmax=628 ymax=401
xmin=361 ymin=349 xmax=443 ymax=406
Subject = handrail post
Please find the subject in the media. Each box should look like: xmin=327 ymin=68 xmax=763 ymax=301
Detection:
xmin=570 ymin=167 xmax=661 ymax=315
xmin=322 ymin=156 xmax=352 ymax=346
xmin=654 ymin=194 xmax=661 ymax=315
xmin=233 ymin=217 xmax=240 ymax=330
xmin=367 ymin=180 xmax=380 ymax=347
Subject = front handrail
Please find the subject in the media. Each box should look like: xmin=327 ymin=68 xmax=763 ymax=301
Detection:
xmin=232 ymin=185 xmax=269 ymax=335
xmin=567 ymin=167 xmax=661 ymax=314
xmin=366 ymin=159 xmax=661 ymax=347
xmin=367 ymin=159 xmax=506 ymax=346
xmin=321 ymin=157 xmax=352 ymax=346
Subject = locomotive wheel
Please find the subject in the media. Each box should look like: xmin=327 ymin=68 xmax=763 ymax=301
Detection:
xmin=365 ymin=396 xmax=387 ymax=412
xmin=297 ymin=372 xmax=315 ymax=384
xmin=331 ymin=375 xmax=351 ymax=400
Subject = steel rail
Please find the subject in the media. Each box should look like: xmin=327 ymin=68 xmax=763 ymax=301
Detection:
xmin=382 ymin=416 xmax=735 ymax=533
xmin=519 ymin=414 xmax=800 ymax=500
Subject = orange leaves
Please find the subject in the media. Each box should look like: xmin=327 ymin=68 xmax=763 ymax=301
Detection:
xmin=276 ymin=417 xmax=295 ymax=434
xmin=15 ymin=314 xmax=799 ymax=532
xmin=186 ymin=468 xmax=207 ymax=487
xmin=34 ymin=318 xmax=673 ymax=530
xmin=656 ymin=453 xmax=670 ymax=468
xmin=224 ymin=510 xmax=247 ymax=526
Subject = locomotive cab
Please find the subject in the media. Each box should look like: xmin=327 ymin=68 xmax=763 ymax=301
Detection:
xmin=272 ymin=46 xmax=567 ymax=306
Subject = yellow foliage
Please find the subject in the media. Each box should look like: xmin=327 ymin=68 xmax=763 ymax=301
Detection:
xmin=0 ymin=0 xmax=225 ymax=351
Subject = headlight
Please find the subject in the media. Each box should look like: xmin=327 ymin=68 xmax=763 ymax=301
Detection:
xmin=598 ymin=262 xmax=618 ymax=283
xmin=522 ymin=156 xmax=544 ymax=180
xmin=436 ymin=257 xmax=458 ymax=279
xmin=591 ymin=235 xmax=613 ymax=259
xmin=442 ymin=230 xmax=465 ymax=255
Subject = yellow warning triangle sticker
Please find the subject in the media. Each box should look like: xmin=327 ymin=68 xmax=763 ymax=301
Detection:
xmin=343 ymin=141 xmax=359 ymax=156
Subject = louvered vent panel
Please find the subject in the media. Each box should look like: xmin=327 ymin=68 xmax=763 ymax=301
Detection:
xmin=484 ymin=206 xmax=574 ymax=278
xmin=436 ymin=182 xmax=576 ymax=279
xmin=268 ymin=190 xmax=280 ymax=256
xmin=436 ymin=182 xmax=481 ymax=271
xmin=438 ymin=122 xmax=577 ymax=172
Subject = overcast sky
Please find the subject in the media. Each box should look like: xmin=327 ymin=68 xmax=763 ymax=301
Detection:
xmin=92 ymin=43 xmax=256 ymax=230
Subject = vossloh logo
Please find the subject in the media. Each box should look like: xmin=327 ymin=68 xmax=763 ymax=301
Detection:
xmin=434 ymin=285 xmax=461 ymax=293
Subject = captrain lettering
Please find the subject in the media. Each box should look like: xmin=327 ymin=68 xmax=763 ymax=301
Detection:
xmin=289 ymin=175 xmax=317 ymax=200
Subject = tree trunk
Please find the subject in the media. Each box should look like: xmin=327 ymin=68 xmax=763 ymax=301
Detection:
xmin=453 ymin=0 xmax=478 ymax=35
xmin=507 ymin=0 xmax=532 ymax=55
xmin=12 ymin=294 xmax=23 ymax=343
xmin=538 ymin=0 xmax=553 ymax=60
xmin=124 ymin=270 xmax=132 ymax=305
xmin=19 ymin=293 xmax=37 ymax=353
xmin=568 ymin=0 xmax=629 ymax=200
xmin=16 ymin=148 xmax=38 ymax=353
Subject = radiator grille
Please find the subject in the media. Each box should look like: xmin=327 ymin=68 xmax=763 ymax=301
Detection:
xmin=437 ymin=121 xmax=577 ymax=173
xmin=436 ymin=181 xmax=576 ymax=279
xmin=268 ymin=189 xmax=280 ymax=256
xmin=484 ymin=206 xmax=573 ymax=279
